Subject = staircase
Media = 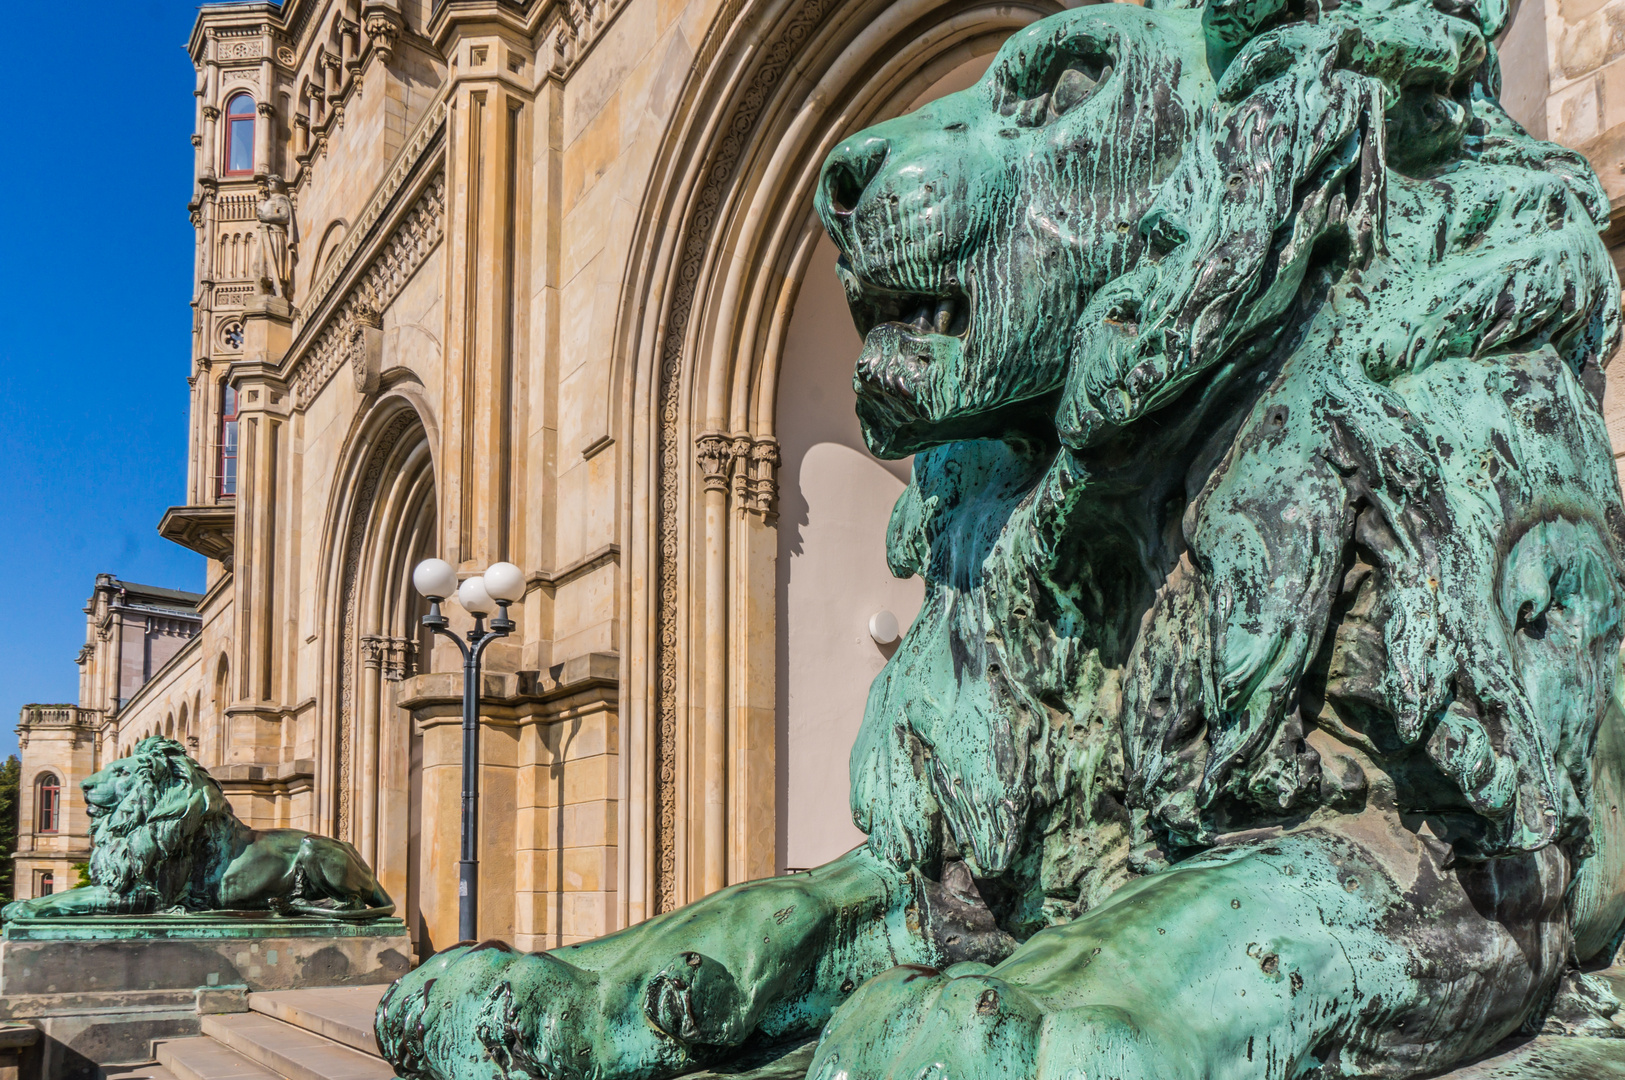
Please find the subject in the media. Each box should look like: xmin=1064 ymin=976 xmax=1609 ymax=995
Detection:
xmin=111 ymin=986 xmax=395 ymax=1080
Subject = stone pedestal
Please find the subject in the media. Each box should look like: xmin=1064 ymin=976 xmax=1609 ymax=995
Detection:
xmin=0 ymin=915 xmax=409 ymax=1074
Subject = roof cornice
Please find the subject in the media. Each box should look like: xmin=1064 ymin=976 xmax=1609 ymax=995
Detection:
xmin=188 ymin=2 xmax=290 ymax=62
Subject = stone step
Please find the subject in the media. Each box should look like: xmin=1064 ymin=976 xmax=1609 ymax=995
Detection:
xmin=200 ymin=1013 xmax=392 ymax=1080
xmin=104 ymin=1061 xmax=186 ymax=1080
xmin=247 ymin=986 xmax=388 ymax=1056
xmin=156 ymin=1036 xmax=285 ymax=1080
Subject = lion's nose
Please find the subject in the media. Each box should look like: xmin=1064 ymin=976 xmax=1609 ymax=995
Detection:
xmin=820 ymin=135 xmax=890 ymax=216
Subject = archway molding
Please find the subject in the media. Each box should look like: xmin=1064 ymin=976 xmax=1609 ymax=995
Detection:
xmin=316 ymin=389 xmax=439 ymax=923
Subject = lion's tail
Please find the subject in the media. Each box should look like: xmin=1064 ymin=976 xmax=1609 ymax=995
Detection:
xmin=286 ymin=899 xmax=397 ymax=921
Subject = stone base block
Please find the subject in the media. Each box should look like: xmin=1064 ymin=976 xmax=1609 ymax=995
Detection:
xmin=0 ymin=916 xmax=408 ymax=1073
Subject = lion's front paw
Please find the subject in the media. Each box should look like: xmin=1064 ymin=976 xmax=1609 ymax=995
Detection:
xmin=1 ymin=898 xmax=38 ymax=922
xmin=376 ymin=941 xmax=697 ymax=1080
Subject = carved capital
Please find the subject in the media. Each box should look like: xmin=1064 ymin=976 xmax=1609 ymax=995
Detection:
xmin=202 ymin=105 xmax=221 ymax=121
xmin=361 ymin=634 xmax=387 ymax=669
xmin=728 ymin=435 xmax=753 ymax=500
xmin=256 ymin=101 xmax=275 ymax=117
xmin=383 ymin=637 xmax=417 ymax=682
xmin=747 ymin=437 xmax=780 ymax=514
xmin=696 ymin=433 xmax=733 ymax=494
xmin=364 ymin=11 xmax=401 ymax=63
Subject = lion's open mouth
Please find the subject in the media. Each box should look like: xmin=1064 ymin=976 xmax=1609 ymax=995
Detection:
xmin=837 ymin=259 xmax=971 ymax=342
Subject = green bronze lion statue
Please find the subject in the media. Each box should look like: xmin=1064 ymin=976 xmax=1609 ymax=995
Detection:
xmin=377 ymin=0 xmax=1625 ymax=1074
xmin=2 ymin=736 xmax=393 ymax=921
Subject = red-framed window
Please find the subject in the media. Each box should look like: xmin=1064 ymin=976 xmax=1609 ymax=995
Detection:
xmin=219 ymin=383 xmax=240 ymax=499
xmin=224 ymin=93 xmax=256 ymax=176
xmin=35 ymin=774 xmax=60 ymax=834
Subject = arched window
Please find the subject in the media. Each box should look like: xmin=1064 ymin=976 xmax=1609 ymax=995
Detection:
xmin=35 ymin=774 xmax=61 ymax=834
xmin=224 ymin=93 xmax=256 ymax=176
xmin=219 ymin=382 xmax=240 ymax=498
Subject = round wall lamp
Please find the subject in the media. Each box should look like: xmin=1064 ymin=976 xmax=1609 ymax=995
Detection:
xmin=869 ymin=610 xmax=901 ymax=646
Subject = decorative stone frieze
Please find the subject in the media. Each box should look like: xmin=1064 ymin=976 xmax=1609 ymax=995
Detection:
xmin=546 ymin=0 xmax=634 ymax=78
xmin=291 ymin=171 xmax=446 ymax=408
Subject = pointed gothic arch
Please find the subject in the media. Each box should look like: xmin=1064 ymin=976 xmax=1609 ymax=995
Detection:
xmin=318 ymin=391 xmax=439 ymax=950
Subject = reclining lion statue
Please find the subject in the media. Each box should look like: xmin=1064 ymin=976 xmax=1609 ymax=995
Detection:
xmin=2 ymin=736 xmax=393 ymax=921
xmin=377 ymin=0 xmax=1625 ymax=1074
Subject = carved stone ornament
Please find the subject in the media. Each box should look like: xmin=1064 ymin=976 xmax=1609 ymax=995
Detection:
xmin=2 ymin=737 xmax=395 ymax=921
xmin=746 ymin=437 xmax=779 ymax=514
xmin=217 ymin=40 xmax=262 ymax=61
xmin=376 ymin=1 xmax=1625 ymax=1078
xmin=348 ymin=302 xmax=384 ymax=395
xmin=363 ymin=9 xmax=402 ymax=64
xmin=695 ymin=432 xmax=732 ymax=494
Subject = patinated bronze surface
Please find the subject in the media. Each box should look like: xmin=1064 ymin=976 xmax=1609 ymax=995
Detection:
xmin=1 ymin=737 xmax=394 ymax=921
xmin=376 ymin=0 xmax=1625 ymax=1074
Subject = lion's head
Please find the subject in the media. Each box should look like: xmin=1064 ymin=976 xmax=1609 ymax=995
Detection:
xmin=821 ymin=0 xmax=1625 ymax=901
xmin=86 ymin=736 xmax=236 ymax=906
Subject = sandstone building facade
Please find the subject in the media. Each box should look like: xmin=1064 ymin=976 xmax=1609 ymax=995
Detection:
xmin=17 ymin=0 xmax=1625 ymax=956
xmin=13 ymin=577 xmax=203 ymax=902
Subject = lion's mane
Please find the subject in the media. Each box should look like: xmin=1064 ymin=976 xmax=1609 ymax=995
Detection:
xmin=850 ymin=0 xmax=1625 ymax=928
xmin=88 ymin=736 xmax=238 ymax=910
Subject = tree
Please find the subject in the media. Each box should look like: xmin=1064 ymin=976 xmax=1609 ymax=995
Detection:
xmin=0 ymin=756 xmax=21 ymax=900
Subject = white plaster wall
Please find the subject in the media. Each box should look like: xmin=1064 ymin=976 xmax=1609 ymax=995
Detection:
xmin=775 ymin=57 xmax=993 ymax=872
xmin=1499 ymin=0 xmax=1551 ymax=137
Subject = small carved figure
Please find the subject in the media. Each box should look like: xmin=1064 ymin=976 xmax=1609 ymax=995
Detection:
xmin=255 ymin=176 xmax=296 ymax=299
xmin=2 ymin=737 xmax=393 ymax=921
xmin=377 ymin=0 xmax=1625 ymax=1076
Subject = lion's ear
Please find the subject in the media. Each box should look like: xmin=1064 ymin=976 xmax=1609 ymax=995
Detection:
xmin=1056 ymin=28 xmax=1384 ymax=450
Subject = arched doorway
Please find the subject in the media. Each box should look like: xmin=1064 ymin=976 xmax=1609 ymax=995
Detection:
xmin=325 ymin=397 xmax=438 ymax=952
xmin=618 ymin=0 xmax=1060 ymax=920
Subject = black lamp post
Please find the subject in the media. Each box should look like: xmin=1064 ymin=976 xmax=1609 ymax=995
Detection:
xmin=412 ymin=558 xmax=526 ymax=943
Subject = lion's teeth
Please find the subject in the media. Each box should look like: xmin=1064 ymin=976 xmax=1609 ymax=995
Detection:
xmin=934 ymin=299 xmax=954 ymax=335
xmin=910 ymin=304 xmax=933 ymax=333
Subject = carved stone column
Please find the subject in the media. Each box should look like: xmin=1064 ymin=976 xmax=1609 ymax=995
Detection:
xmin=201 ymin=106 xmax=220 ymax=181
xmin=695 ymin=432 xmax=735 ymax=897
xmin=359 ymin=635 xmax=386 ymax=861
xmin=256 ymin=57 xmax=275 ymax=177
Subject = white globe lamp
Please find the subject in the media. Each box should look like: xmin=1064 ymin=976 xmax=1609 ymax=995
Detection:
xmin=456 ymin=575 xmax=496 ymax=618
xmin=413 ymin=558 xmax=459 ymax=602
xmin=484 ymin=562 xmax=526 ymax=605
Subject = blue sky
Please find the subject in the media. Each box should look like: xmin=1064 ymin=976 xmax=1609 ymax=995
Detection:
xmin=0 ymin=2 xmax=205 ymax=760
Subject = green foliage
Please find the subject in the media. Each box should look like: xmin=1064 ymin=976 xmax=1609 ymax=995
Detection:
xmin=70 ymin=863 xmax=90 ymax=890
xmin=0 ymin=756 xmax=19 ymax=902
